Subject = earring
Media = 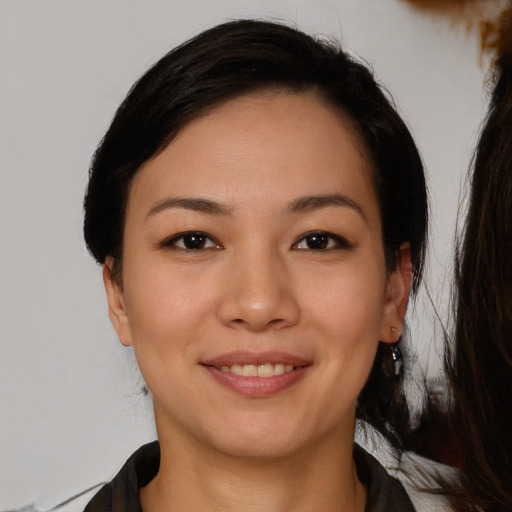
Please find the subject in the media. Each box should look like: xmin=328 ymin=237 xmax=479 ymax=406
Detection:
xmin=382 ymin=327 xmax=403 ymax=377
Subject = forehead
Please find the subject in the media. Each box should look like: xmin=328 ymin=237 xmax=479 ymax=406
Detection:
xmin=128 ymin=92 xmax=378 ymax=221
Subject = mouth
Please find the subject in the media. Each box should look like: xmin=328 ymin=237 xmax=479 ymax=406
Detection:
xmin=209 ymin=362 xmax=297 ymax=377
xmin=201 ymin=352 xmax=311 ymax=397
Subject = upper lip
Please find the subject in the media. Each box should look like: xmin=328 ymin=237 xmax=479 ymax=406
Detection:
xmin=202 ymin=351 xmax=311 ymax=368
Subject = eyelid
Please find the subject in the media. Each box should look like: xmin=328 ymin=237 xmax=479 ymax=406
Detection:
xmin=160 ymin=230 xmax=351 ymax=251
xmin=292 ymin=230 xmax=354 ymax=250
xmin=160 ymin=231 xmax=223 ymax=250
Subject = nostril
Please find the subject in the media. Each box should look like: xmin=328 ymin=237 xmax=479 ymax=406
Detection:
xmin=228 ymin=316 xmax=289 ymax=332
xmin=217 ymin=288 xmax=301 ymax=331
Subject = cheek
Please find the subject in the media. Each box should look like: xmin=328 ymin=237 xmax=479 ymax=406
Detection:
xmin=121 ymin=264 xmax=217 ymax=373
xmin=302 ymin=262 xmax=386 ymax=387
xmin=304 ymin=263 xmax=386 ymax=336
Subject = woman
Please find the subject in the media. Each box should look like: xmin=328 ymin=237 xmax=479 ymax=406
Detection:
xmin=83 ymin=19 xmax=428 ymax=511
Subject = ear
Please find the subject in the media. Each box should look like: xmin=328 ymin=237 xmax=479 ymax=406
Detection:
xmin=103 ymin=258 xmax=133 ymax=347
xmin=379 ymin=243 xmax=413 ymax=344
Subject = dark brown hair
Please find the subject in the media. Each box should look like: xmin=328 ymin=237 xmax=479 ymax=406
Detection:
xmin=83 ymin=19 xmax=428 ymax=450
xmin=444 ymin=45 xmax=512 ymax=511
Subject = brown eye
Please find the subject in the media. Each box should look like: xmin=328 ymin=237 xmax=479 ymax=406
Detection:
xmin=182 ymin=233 xmax=208 ymax=249
xmin=304 ymin=233 xmax=329 ymax=249
xmin=163 ymin=232 xmax=221 ymax=250
xmin=294 ymin=231 xmax=352 ymax=251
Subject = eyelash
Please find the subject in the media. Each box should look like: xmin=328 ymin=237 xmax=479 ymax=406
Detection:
xmin=161 ymin=230 xmax=352 ymax=252
xmin=161 ymin=232 xmax=223 ymax=251
xmin=292 ymin=231 xmax=353 ymax=251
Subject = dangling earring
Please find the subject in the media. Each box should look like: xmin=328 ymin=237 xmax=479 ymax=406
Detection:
xmin=382 ymin=327 xmax=403 ymax=377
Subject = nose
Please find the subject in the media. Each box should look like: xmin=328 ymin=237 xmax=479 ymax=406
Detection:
xmin=217 ymin=248 xmax=301 ymax=332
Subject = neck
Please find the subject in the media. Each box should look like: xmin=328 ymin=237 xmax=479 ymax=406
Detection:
xmin=140 ymin=410 xmax=366 ymax=512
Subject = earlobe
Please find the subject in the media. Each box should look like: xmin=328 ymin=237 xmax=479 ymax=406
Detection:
xmin=379 ymin=243 xmax=413 ymax=343
xmin=103 ymin=259 xmax=132 ymax=347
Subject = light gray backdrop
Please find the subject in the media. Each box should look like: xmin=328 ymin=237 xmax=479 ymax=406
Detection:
xmin=0 ymin=0 xmax=488 ymax=509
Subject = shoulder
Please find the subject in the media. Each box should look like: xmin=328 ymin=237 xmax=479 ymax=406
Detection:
xmin=393 ymin=451 xmax=456 ymax=512
xmin=84 ymin=441 xmax=160 ymax=512
xmin=354 ymin=444 xmax=417 ymax=512
xmin=355 ymin=428 xmax=456 ymax=512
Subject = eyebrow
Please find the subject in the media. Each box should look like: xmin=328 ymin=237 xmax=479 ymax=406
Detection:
xmin=146 ymin=197 xmax=231 ymax=218
xmin=288 ymin=194 xmax=366 ymax=220
xmin=146 ymin=193 xmax=366 ymax=221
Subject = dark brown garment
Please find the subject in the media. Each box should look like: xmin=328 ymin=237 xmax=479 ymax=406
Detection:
xmin=84 ymin=441 xmax=416 ymax=511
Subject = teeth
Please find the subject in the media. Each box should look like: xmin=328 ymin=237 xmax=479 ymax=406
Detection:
xmin=274 ymin=363 xmax=285 ymax=375
xmin=217 ymin=363 xmax=296 ymax=377
xmin=231 ymin=364 xmax=243 ymax=376
xmin=242 ymin=365 xmax=258 ymax=377
xmin=257 ymin=363 xmax=274 ymax=377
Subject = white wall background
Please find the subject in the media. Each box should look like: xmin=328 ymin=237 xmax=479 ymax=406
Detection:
xmin=0 ymin=0 xmax=489 ymax=509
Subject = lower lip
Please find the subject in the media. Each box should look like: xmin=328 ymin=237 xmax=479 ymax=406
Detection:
xmin=203 ymin=365 xmax=309 ymax=397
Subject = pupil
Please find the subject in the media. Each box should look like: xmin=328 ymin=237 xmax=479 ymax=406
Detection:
xmin=184 ymin=234 xmax=205 ymax=249
xmin=308 ymin=234 xmax=328 ymax=249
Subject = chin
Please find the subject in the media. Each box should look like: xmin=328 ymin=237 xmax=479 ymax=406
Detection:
xmin=214 ymin=435 xmax=301 ymax=460
xmin=201 ymin=417 xmax=324 ymax=461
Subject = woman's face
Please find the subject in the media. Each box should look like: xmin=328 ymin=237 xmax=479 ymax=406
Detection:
xmin=105 ymin=92 xmax=410 ymax=459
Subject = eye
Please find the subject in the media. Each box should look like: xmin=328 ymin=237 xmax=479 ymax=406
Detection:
xmin=293 ymin=231 xmax=352 ymax=251
xmin=162 ymin=232 xmax=222 ymax=250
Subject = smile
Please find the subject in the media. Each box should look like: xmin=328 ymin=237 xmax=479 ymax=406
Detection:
xmin=217 ymin=363 xmax=295 ymax=377
xmin=201 ymin=352 xmax=311 ymax=397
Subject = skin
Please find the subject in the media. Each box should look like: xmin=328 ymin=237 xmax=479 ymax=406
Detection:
xmin=104 ymin=92 xmax=411 ymax=512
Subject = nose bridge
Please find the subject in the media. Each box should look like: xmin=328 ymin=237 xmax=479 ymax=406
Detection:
xmin=217 ymin=242 xmax=300 ymax=331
